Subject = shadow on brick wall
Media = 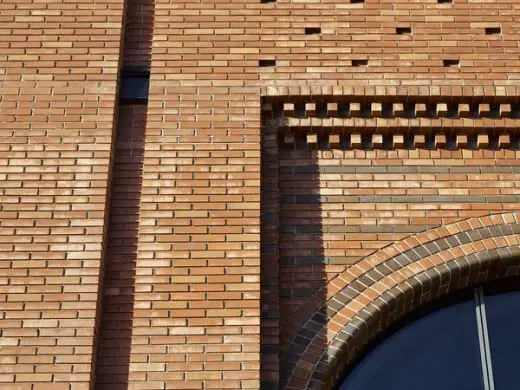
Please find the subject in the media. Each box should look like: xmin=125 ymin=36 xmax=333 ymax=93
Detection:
xmin=94 ymin=0 xmax=154 ymax=388
xmin=261 ymin=117 xmax=327 ymax=389
xmin=95 ymin=105 xmax=147 ymax=389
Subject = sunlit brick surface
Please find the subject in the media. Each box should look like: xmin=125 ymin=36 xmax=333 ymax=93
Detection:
xmin=0 ymin=0 xmax=125 ymax=387
xmin=4 ymin=0 xmax=520 ymax=389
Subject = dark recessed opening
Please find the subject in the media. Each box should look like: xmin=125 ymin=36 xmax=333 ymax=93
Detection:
xmin=427 ymin=103 xmax=437 ymax=118
xmin=489 ymin=134 xmax=500 ymax=150
xmin=447 ymin=103 xmax=458 ymax=118
xmin=360 ymin=103 xmax=371 ymax=117
xmin=352 ymin=59 xmax=368 ymax=67
xmin=443 ymin=59 xmax=459 ymax=67
xmin=316 ymin=103 xmax=327 ymax=117
xmin=261 ymin=0 xmax=276 ymax=3
xmin=404 ymin=134 xmax=415 ymax=149
xmin=511 ymin=104 xmax=520 ymax=118
xmin=489 ymin=104 xmax=500 ymax=118
xmin=294 ymin=102 xmax=306 ymax=118
xmin=305 ymin=27 xmax=322 ymax=35
xmin=437 ymin=0 xmax=452 ymax=3
xmin=338 ymin=103 xmax=350 ymax=117
xmin=259 ymin=59 xmax=276 ymax=67
xmin=467 ymin=134 xmax=478 ymax=150
xmin=362 ymin=134 xmax=373 ymax=150
xmin=382 ymin=134 xmax=393 ymax=149
xmin=119 ymin=67 xmax=150 ymax=104
xmin=425 ymin=133 xmax=436 ymax=149
xmin=404 ymin=103 xmax=415 ymax=118
xmin=350 ymin=0 xmax=365 ymax=3
xmin=396 ymin=27 xmax=412 ymax=35
xmin=382 ymin=103 xmax=393 ymax=118
xmin=485 ymin=27 xmax=501 ymax=35
xmin=511 ymin=134 xmax=520 ymax=150
xmin=469 ymin=103 xmax=479 ymax=119
xmin=446 ymin=133 xmax=457 ymax=150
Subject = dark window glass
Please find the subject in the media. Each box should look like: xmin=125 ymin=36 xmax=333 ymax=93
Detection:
xmin=120 ymin=73 xmax=149 ymax=102
xmin=338 ymin=300 xmax=484 ymax=390
xmin=485 ymin=289 xmax=520 ymax=390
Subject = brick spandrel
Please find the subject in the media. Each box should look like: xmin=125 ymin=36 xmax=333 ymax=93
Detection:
xmin=4 ymin=0 xmax=520 ymax=389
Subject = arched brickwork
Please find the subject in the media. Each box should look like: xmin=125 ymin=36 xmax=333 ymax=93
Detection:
xmin=281 ymin=212 xmax=520 ymax=390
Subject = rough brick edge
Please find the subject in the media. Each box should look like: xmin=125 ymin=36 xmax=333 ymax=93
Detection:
xmin=280 ymin=212 xmax=520 ymax=390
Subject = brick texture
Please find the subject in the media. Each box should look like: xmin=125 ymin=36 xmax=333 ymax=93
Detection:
xmin=0 ymin=0 xmax=125 ymax=388
xmin=4 ymin=0 xmax=520 ymax=389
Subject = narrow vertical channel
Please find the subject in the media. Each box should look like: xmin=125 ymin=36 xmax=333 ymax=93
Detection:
xmin=94 ymin=0 xmax=154 ymax=388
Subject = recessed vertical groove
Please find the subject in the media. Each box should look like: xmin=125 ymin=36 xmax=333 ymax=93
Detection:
xmin=94 ymin=0 xmax=154 ymax=388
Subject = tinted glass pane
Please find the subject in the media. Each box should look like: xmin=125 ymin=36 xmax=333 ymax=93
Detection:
xmin=120 ymin=75 xmax=149 ymax=101
xmin=485 ymin=289 xmax=520 ymax=390
xmin=339 ymin=300 xmax=483 ymax=390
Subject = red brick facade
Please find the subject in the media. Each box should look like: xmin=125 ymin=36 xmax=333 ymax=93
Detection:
xmin=2 ymin=0 xmax=520 ymax=389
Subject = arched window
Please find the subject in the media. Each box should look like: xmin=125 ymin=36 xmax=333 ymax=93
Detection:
xmin=339 ymin=279 xmax=520 ymax=390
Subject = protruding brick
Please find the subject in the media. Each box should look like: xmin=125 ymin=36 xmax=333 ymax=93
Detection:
xmin=477 ymin=133 xmax=489 ymax=148
xmin=415 ymin=134 xmax=426 ymax=148
xmin=327 ymin=102 xmax=338 ymax=116
xmin=350 ymin=102 xmax=361 ymax=116
xmin=393 ymin=103 xmax=404 ymax=116
xmin=329 ymin=134 xmax=341 ymax=147
xmin=283 ymin=103 xmax=295 ymax=116
xmin=456 ymin=134 xmax=468 ymax=148
xmin=415 ymin=103 xmax=427 ymax=116
xmin=371 ymin=102 xmax=383 ymax=117
xmin=435 ymin=134 xmax=447 ymax=148
xmin=437 ymin=103 xmax=448 ymax=117
xmin=393 ymin=134 xmax=405 ymax=148
xmin=351 ymin=133 xmax=362 ymax=148
xmin=372 ymin=134 xmax=383 ymax=148
xmin=307 ymin=133 xmax=318 ymax=148
xmin=500 ymin=104 xmax=512 ymax=117
xmin=458 ymin=103 xmax=471 ymax=117
xmin=479 ymin=103 xmax=490 ymax=117
xmin=305 ymin=103 xmax=316 ymax=116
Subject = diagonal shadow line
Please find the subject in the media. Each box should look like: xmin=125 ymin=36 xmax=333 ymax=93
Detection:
xmin=94 ymin=105 xmax=147 ymax=390
xmin=94 ymin=0 xmax=154 ymax=387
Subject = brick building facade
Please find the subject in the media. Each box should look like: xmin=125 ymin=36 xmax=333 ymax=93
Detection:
xmin=2 ymin=0 xmax=520 ymax=389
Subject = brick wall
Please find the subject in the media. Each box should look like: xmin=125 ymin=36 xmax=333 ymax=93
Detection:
xmin=132 ymin=1 xmax=520 ymax=389
xmin=0 ymin=0 xmax=125 ymax=387
xmin=3 ymin=0 xmax=520 ymax=389
xmin=277 ymin=146 xmax=520 ymax=353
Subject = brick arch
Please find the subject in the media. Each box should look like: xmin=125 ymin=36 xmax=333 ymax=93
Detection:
xmin=281 ymin=212 xmax=520 ymax=390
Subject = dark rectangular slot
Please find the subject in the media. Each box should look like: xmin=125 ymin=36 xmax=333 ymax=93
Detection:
xmin=352 ymin=59 xmax=368 ymax=67
xmin=305 ymin=27 xmax=321 ymax=35
xmin=438 ymin=0 xmax=452 ymax=3
xmin=261 ymin=0 xmax=276 ymax=3
xmin=350 ymin=0 xmax=365 ymax=3
xmin=396 ymin=27 xmax=412 ymax=35
xmin=485 ymin=27 xmax=501 ymax=35
xmin=120 ymin=68 xmax=150 ymax=103
xmin=259 ymin=59 xmax=276 ymax=67
xmin=443 ymin=59 xmax=459 ymax=67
